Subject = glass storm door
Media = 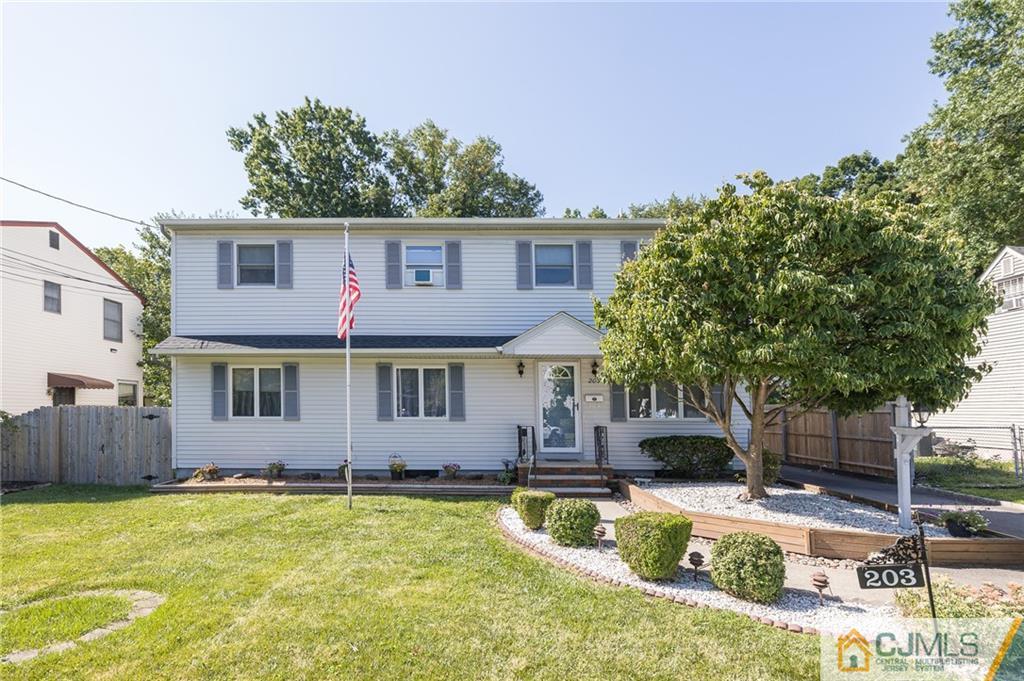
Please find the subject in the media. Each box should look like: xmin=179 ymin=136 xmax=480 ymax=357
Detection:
xmin=538 ymin=363 xmax=581 ymax=452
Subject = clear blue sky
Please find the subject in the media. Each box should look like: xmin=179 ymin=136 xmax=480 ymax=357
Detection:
xmin=2 ymin=2 xmax=952 ymax=248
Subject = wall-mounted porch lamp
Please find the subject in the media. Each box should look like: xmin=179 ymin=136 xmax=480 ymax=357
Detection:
xmin=517 ymin=361 xmax=525 ymax=378
xmin=591 ymin=361 xmax=599 ymax=378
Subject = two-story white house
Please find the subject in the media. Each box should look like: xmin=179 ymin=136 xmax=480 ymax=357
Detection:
xmin=155 ymin=218 xmax=749 ymax=477
xmin=1 ymin=220 xmax=145 ymax=414
xmin=928 ymin=245 xmax=1024 ymax=460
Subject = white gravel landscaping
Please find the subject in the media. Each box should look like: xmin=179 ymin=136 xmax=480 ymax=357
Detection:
xmin=639 ymin=481 xmax=949 ymax=536
xmin=499 ymin=507 xmax=900 ymax=637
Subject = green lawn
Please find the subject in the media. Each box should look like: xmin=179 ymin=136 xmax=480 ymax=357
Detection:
xmin=916 ymin=456 xmax=1024 ymax=504
xmin=1 ymin=487 xmax=818 ymax=680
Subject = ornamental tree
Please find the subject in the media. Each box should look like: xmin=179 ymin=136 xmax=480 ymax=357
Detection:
xmin=594 ymin=174 xmax=996 ymax=500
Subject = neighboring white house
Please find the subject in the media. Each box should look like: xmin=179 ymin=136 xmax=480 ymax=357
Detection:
xmin=1 ymin=220 xmax=145 ymax=414
xmin=928 ymin=246 xmax=1024 ymax=461
xmin=154 ymin=218 xmax=750 ymax=475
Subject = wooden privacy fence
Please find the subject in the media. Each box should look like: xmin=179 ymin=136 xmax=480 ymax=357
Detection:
xmin=1 ymin=406 xmax=171 ymax=485
xmin=763 ymin=405 xmax=896 ymax=477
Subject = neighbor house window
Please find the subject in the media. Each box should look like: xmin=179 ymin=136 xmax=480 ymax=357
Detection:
xmin=627 ymin=383 xmax=680 ymax=419
xmin=534 ymin=244 xmax=574 ymax=286
xmin=43 ymin=281 xmax=61 ymax=313
xmin=49 ymin=230 xmax=60 ymax=249
xmin=396 ymin=367 xmax=446 ymax=418
xmin=231 ymin=367 xmax=282 ymax=417
xmin=103 ymin=299 xmax=123 ymax=342
xmin=404 ymin=244 xmax=444 ymax=287
xmin=236 ymin=244 xmax=276 ymax=285
xmin=118 ymin=382 xmax=138 ymax=406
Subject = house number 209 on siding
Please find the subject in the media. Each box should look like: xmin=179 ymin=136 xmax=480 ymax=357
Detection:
xmin=855 ymin=563 xmax=925 ymax=589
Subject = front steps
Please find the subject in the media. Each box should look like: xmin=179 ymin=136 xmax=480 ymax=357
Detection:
xmin=517 ymin=461 xmax=614 ymax=497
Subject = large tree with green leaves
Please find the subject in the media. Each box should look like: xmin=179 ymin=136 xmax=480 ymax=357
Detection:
xmin=901 ymin=0 xmax=1024 ymax=272
xmin=595 ymin=173 xmax=995 ymax=499
xmin=228 ymin=101 xmax=543 ymax=218
xmin=95 ymin=222 xmax=172 ymax=405
xmin=385 ymin=120 xmax=543 ymax=217
xmin=227 ymin=98 xmax=399 ymax=218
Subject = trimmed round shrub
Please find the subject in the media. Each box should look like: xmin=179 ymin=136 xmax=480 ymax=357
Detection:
xmin=638 ymin=435 xmax=733 ymax=479
xmin=510 ymin=486 xmax=529 ymax=509
xmin=514 ymin=490 xmax=556 ymax=530
xmin=710 ymin=532 xmax=785 ymax=604
xmin=615 ymin=512 xmax=693 ymax=580
xmin=545 ymin=498 xmax=601 ymax=547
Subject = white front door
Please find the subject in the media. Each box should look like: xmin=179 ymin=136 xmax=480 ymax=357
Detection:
xmin=538 ymin=362 xmax=581 ymax=454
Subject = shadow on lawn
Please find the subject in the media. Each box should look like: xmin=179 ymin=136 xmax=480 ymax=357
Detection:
xmin=0 ymin=484 xmax=151 ymax=506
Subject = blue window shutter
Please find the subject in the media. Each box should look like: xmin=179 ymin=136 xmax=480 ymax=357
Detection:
xmin=445 ymin=241 xmax=462 ymax=289
xmin=283 ymin=363 xmax=300 ymax=420
xmin=376 ymin=363 xmax=393 ymax=421
xmin=620 ymin=240 xmax=638 ymax=264
xmin=610 ymin=383 xmax=626 ymax=421
xmin=211 ymin=363 xmax=228 ymax=420
xmin=448 ymin=363 xmax=465 ymax=421
xmin=217 ymin=241 xmax=234 ymax=289
xmin=516 ymin=241 xmax=533 ymax=290
xmin=576 ymin=240 xmax=593 ymax=289
xmin=276 ymin=240 xmax=293 ymax=289
xmin=385 ymin=241 xmax=402 ymax=289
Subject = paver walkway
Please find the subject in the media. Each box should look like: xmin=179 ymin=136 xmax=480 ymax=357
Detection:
xmin=781 ymin=465 xmax=1024 ymax=538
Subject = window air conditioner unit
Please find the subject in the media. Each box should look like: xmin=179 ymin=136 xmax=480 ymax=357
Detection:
xmin=413 ymin=269 xmax=438 ymax=286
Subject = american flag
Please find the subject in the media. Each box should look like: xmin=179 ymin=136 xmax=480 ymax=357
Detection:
xmin=337 ymin=254 xmax=361 ymax=340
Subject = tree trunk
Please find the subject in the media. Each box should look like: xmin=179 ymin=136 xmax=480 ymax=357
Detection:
xmin=740 ymin=383 xmax=769 ymax=500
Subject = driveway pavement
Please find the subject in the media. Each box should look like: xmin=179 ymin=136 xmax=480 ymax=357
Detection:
xmin=780 ymin=465 xmax=1024 ymax=538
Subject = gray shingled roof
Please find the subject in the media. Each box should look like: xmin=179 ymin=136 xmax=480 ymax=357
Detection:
xmin=154 ymin=334 xmax=515 ymax=352
xmin=1008 ymin=246 xmax=1024 ymax=256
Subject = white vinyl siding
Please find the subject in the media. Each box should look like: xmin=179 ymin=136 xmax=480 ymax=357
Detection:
xmin=173 ymin=356 xmax=749 ymax=473
xmin=173 ymin=232 xmax=644 ymax=335
xmin=1 ymin=224 xmax=144 ymax=414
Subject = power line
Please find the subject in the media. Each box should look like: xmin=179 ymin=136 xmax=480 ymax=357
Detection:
xmin=1 ymin=270 xmax=138 ymax=298
xmin=0 ymin=250 xmax=135 ymax=293
xmin=1 ymin=176 xmax=157 ymax=229
xmin=0 ymin=245 xmax=134 ymax=279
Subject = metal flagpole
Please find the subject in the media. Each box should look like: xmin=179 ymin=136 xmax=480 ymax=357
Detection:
xmin=344 ymin=222 xmax=353 ymax=509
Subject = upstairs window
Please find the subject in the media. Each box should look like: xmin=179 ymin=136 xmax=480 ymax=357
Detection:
xmin=404 ymin=245 xmax=444 ymax=287
xmin=49 ymin=230 xmax=60 ymax=249
xmin=534 ymin=244 xmax=574 ymax=286
xmin=43 ymin=281 xmax=61 ymax=313
xmin=237 ymin=244 xmax=276 ymax=285
xmin=396 ymin=366 xmax=447 ymax=418
xmin=103 ymin=299 xmax=123 ymax=342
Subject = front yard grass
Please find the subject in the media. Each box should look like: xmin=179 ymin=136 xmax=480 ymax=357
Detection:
xmin=0 ymin=487 xmax=819 ymax=680
xmin=916 ymin=456 xmax=1024 ymax=504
